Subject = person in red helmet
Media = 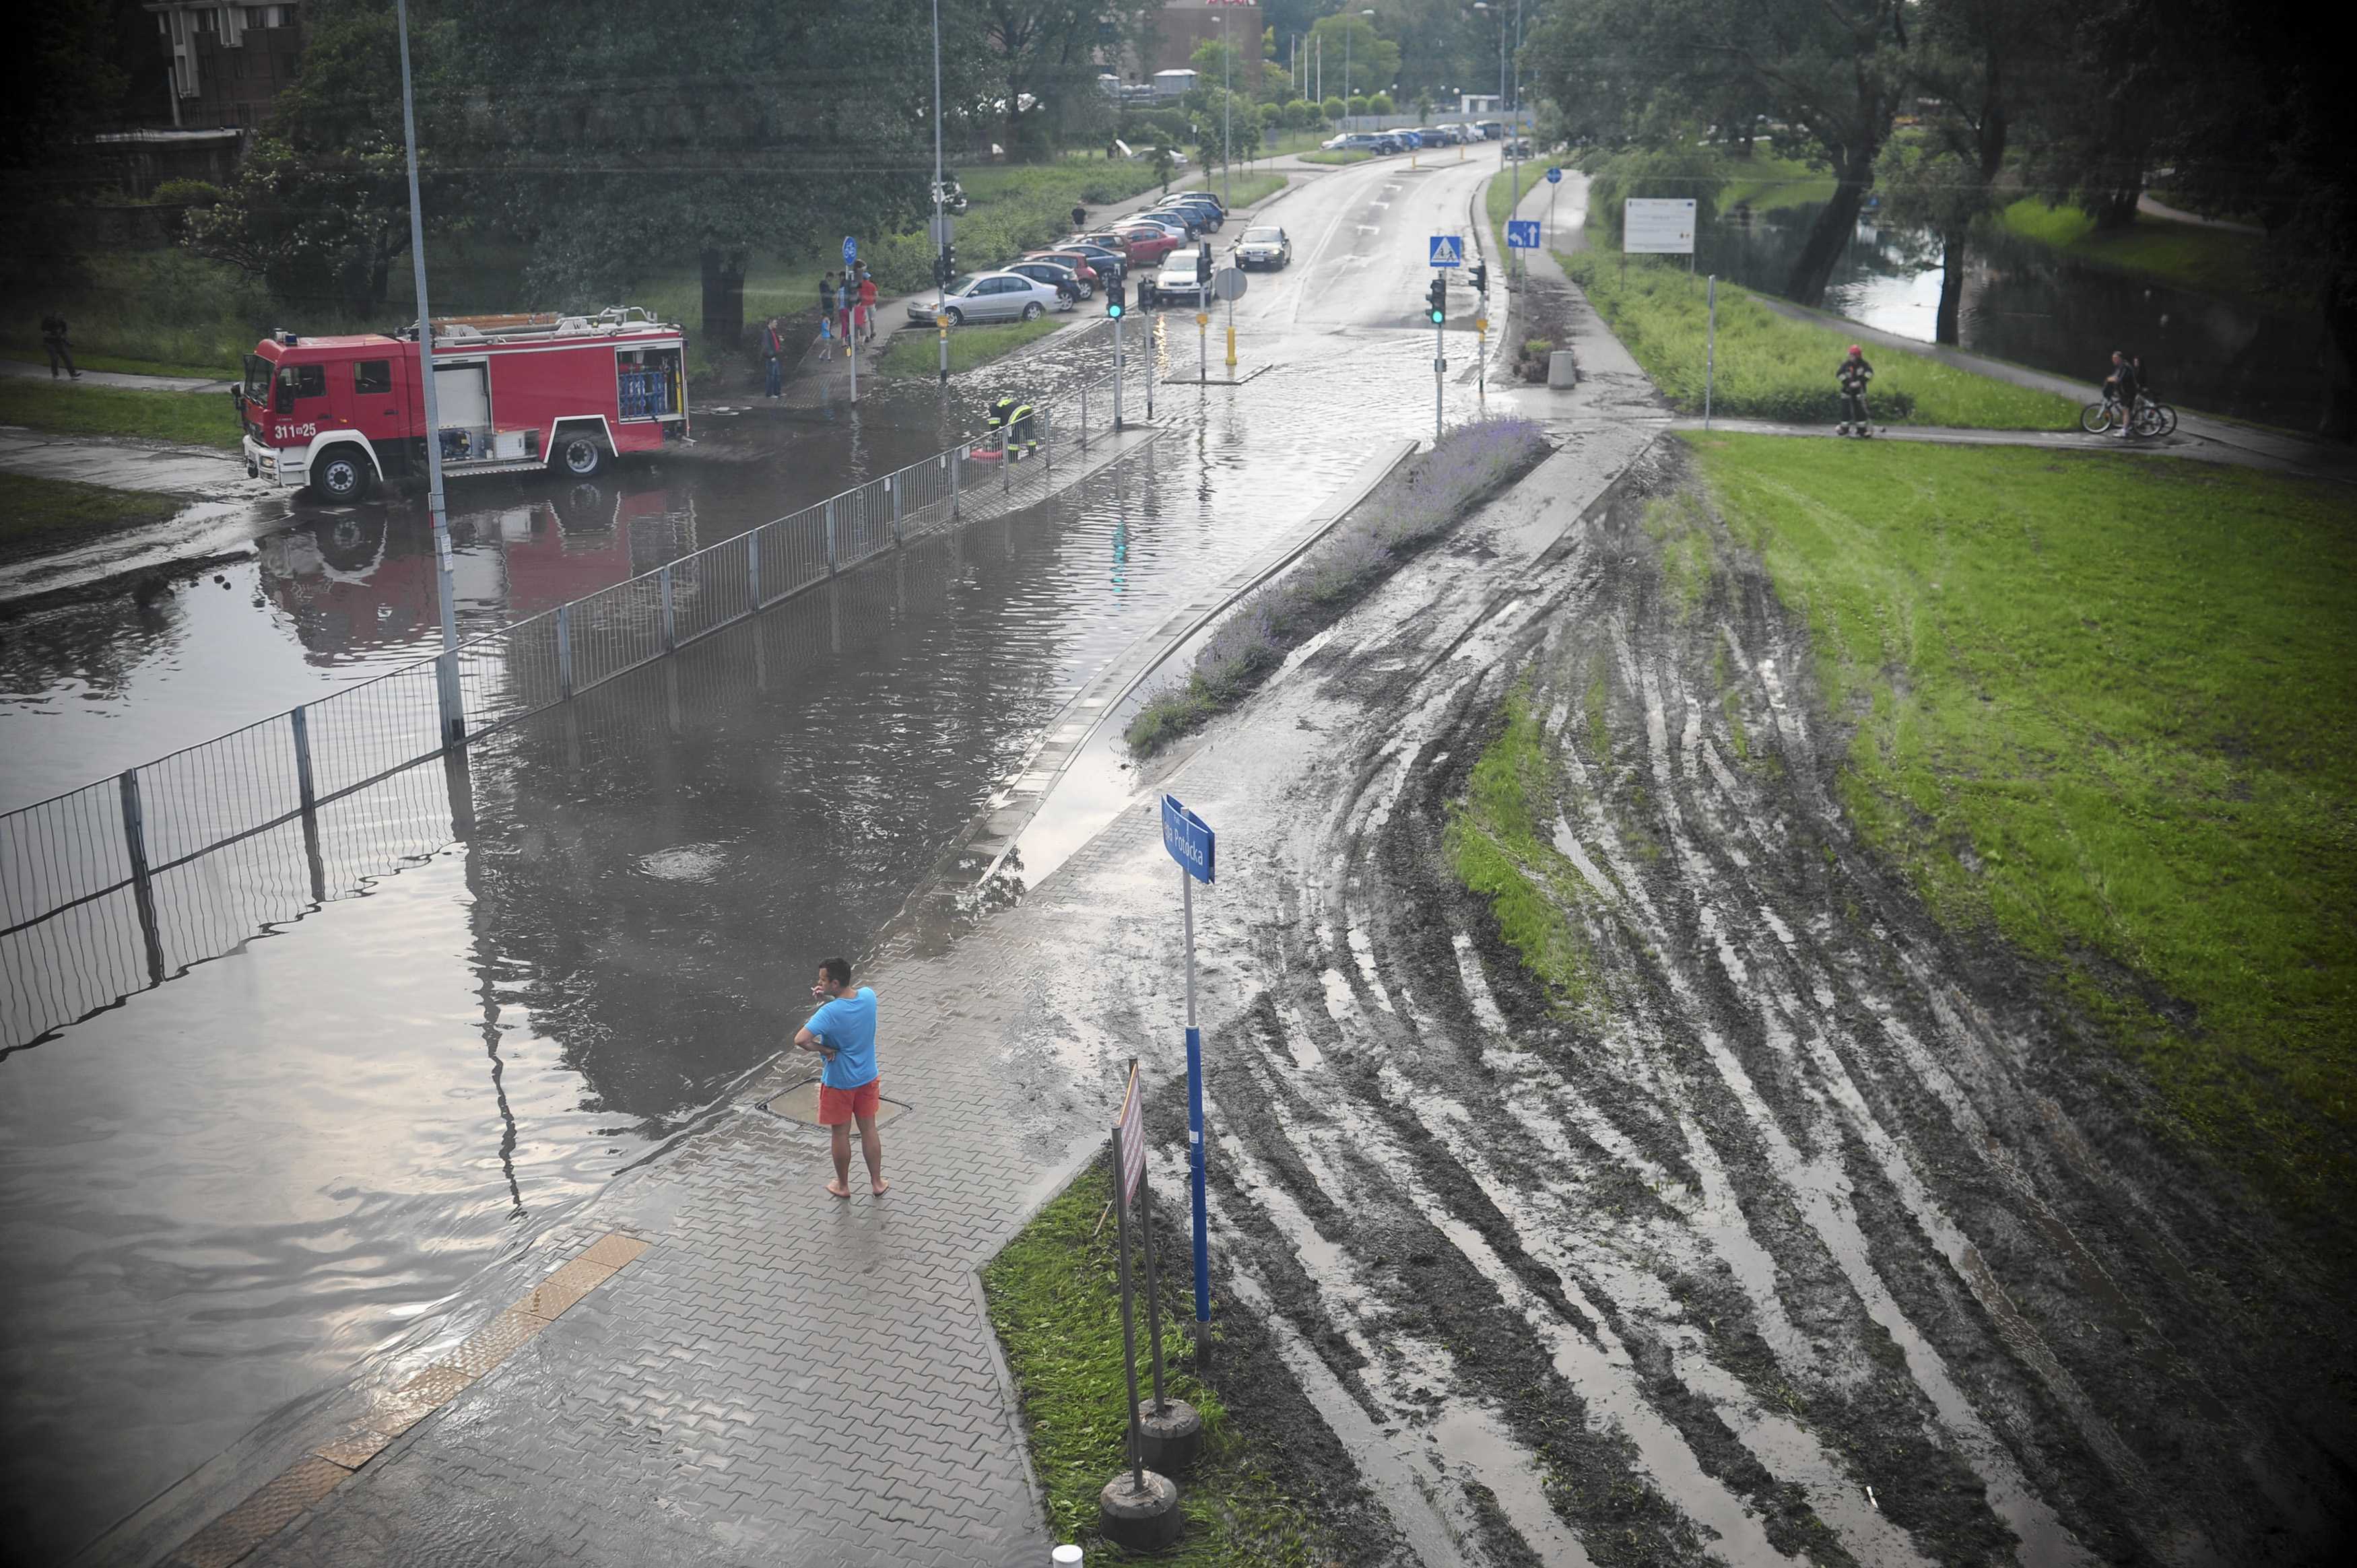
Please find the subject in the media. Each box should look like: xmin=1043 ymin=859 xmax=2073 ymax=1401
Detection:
xmin=1837 ymin=344 xmax=1875 ymax=436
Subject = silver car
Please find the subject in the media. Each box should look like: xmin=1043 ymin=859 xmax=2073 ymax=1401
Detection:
xmin=906 ymin=271 xmax=1064 ymax=327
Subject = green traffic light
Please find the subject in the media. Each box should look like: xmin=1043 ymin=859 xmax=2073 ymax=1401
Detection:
xmin=1430 ymin=309 xmax=1445 ymax=324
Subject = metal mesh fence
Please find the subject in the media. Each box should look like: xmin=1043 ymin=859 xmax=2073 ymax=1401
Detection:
xmin=2 ymin=340 xmax=1141 ymax=1051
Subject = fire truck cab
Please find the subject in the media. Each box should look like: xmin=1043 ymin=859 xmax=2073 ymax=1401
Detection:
xmin=236 ymin=307 xmax=689 ymax=502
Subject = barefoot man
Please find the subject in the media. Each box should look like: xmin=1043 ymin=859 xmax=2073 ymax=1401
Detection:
xmin=797 ymin=957 xmax=888 ymax=1197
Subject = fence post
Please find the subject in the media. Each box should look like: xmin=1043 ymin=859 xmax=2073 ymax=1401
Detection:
xmin=950 ymin=448 xmax=960 ymax=519
xmin=659 ymin=563 xmax=676 ymax=651
xmin=291 ymin=706 xmax=326 ymax=905
xmin=1080 ymin=371 xmax=1089 ymax=452
xmin=890 ymin=472 xmax=903 ymax=545
xmin=747 ymin=529 xmax=762 ymax=610
xmin=117 ymin=768 xmax=164 ymax=986
xmin=825 ymin=498 xmax=838 ymax=575
xmin=555 ymin=605 xmax=574 ymax=698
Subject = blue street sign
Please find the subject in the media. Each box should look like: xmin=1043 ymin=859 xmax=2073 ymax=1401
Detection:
xmin=1507 ymin=219 xmax=1541 ymax=249
xmin=1546 ymin=166 xmax=1563 ymax=184
xmin=842 ymin=235 xmax=858 ymax=265
xmin=1427 ymin=234 xmax=1464 ymax=269
xmin=1162 ymin=794 xmax=1215 ymax=882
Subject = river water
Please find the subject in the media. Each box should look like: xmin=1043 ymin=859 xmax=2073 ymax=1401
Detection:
xmin=1702 ymin=200 xmax=2328 ymax=430
xmin=0 ymin=322 xmax=1471 ymax=1563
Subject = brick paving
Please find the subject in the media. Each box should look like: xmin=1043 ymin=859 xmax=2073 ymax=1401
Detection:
xmin=237 ymin=811 xmax=1179 ymax=1568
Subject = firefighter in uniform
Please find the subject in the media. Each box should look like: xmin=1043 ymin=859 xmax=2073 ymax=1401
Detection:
xmin=987 ymin=393 xmax=1039 ymax=460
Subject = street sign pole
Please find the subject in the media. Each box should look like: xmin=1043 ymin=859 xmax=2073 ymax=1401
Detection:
xmin=1704 ymin=275 xmax=1717 ymax=429
xmin=844 ymin=236 xmax=859 ymax=406
xmin=1161 ymin=794 xmax=1216 ymax=1368
xmin=1197 ymin=311 xmax=1208 ymax=385
xmin=1113 ymin=312 xmax=1125 ymax=431
xmin=1434 ymin=305 xmax=1445 ymax=442
xmin=1110 ymin=1104 xmax=1145 ymax=1493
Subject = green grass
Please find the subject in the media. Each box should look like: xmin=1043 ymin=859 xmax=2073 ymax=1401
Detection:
xmin=983 ymin=1159 xmax=1336 ymax=1563
xmin=0 ymin=377 xmax=240 ymax=448
xmin=1445 ymin=683 xmax=1595 ymax=1008
xmin=1216 ymin=172 xmax=1289 ymax=210
xmin=877 ymin=314 xmax=1068 ymax=378
xmin=0 ymin=471 xmax=185 ymax=553
xmin=1566 ymin=254 xmax=2080 ymax=428
xmin=1718 ymin=151 xmax=1836 ymax=213
xmin=1686 ymin=433 xmax=2357 ymax=1215
xmin=1297 ymin=149 xmax=1372 ymax=166
xmin=1995 ymin=199 xmax=2291 ymax=305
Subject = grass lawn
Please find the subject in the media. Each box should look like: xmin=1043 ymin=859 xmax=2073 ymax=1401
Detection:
xmin=0 ymin=471 xmax=185 ymax=555
xmin=1687 ymin=433 xmax=2357 ymax=1213
xmin=3 ymin=350 xmax=232 ymax=382
xmin=0 ymin=378 xmax=241 ymax=448
xmin=1995 ymin=200 xmax=2296 ymax=306
xmin=1566 ymin=254 xmax=2079 ymax=428
xmin=877 ymin=315 xmax=1067 ymax=378
xmin=1298 ymin=149 xmax=1372 ymax=166
xmin=1719 ymin=150 xmax=1836 ymax=213
xmin=983 ymin=1158 xmax=1337 ymax=1563
xmin=1212 ymin=172 xmax=1289 ymax=211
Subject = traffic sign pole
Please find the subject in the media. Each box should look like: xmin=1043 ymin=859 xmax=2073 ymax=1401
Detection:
xmin=1435 ymin=306 xmax=1446 ymax=442
xmin=1113 ymin=311 xmax=1125 ymax=431
xmin=1197 ymin=311 xmax=1208 ymax=385
xmin=1161 ymin=795 xmax=1216 ymax=1369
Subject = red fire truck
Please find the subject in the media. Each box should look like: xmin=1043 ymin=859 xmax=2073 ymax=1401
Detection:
xmin=236 ymin=307 xmax=690 ymax=501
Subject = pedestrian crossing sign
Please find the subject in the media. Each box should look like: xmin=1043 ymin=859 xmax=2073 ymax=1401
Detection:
xmin=1427 ymin=235 xmax=1464 ymax=268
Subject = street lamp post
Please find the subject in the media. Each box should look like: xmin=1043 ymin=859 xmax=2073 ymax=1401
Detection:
xmin=932 ymin=0 xmax=949 ymax=384
xmin=1222 ymin=9 xmax=1230 ymax=209
xmin=391 ymin=0 xmax=461 ymax=748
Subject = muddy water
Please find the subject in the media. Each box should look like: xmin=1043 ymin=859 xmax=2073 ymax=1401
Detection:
xmin=0 ymin=321 xmax=1479 ymax=1562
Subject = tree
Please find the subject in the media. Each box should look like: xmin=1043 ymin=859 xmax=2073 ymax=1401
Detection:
xmin=1190 ymin=32 xmax=1259 ymax=101
xmin=1308 ymin=13 xmax=1399 ymax=100
xmin=1369 ymin=92 xmax=1395 ymax=116
xmin=1196 ymin=88 xmax=1261 ymax=173
xmin=1321 ymin=96 xmax=1346 ymax=125
xmin=1416 ymin=90 xmax=1435 ymax=122
xmin=1527 ymin=0 xmax=1916 ymax=306
xmin=181 ymin=0 xmax=441 ymax=316
xmin=1347 ymin=94 xmax=1370 ymax=118
xmin=977 ymin=1 xmax=1129 ymax=160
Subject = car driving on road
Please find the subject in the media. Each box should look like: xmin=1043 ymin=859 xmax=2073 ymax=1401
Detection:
xmin=1234 ymin=226 xmax=1291 ymax=269
xmin=907 ymin=271 xmax=1064 ymax=327
xmin=1152 ymin=250 xmax=1209 ymax=308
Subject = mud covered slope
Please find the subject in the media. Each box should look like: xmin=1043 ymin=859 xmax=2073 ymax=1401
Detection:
xmin=1160 ymin=439 xmax=2353 ymax=1567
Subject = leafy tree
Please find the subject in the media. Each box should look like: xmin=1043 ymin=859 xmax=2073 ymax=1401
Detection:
xmin=1370 ymin=92 xmax=1395 ymax=116
xmin=1190 ymin=32 xmax=1258 ymax=100
xmin=1195 ymin=87 xmax=1261 ymax=173
xmin=977 ymin=1 xmax=1131 ymax=160
xmin=1416 ymin=90 xmax=1435 ymax=122
xmin=2 ymin=0 xmax=127 ymax=178
xmin=1284 ymin=98 xmax=1313 ymax=130
xmin=1347 ymin=94 xmax=1370 ymax=118
xmin=1308 ymin=13 xmax=1399 ymax=101
xmin=1321 ymin=96 xmax=1346 ymax=124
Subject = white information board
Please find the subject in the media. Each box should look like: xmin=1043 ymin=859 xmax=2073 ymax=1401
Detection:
xmin=1623 ymin=198 xmax=1697 ymax=255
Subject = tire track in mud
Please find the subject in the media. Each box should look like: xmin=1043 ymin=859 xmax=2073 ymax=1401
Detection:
xmin=1174 ymin=440 xmax=2350 ymax=1565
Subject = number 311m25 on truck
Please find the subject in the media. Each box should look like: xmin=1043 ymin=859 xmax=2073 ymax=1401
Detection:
xmin=234 ymin=306 xmax=691 ymax=502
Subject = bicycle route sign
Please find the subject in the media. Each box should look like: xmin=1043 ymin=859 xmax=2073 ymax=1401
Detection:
xmin=842 ymin=236 xmax=858 ymax=266
xmin=1547 ymin=166 xmax=1562 ymax=184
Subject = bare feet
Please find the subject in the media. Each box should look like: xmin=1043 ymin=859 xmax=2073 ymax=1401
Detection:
xmin=826 ymin=1180 xmax=851 ymax=1198
xmin=871 ymin=1179 xmax=891 ymax=1196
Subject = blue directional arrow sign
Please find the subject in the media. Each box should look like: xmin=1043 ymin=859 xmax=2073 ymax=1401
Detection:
xmin=1427 ymin=234 xmax=1464 ymax=269
xmin=842 ymin=235 xmax=858 ymax=266
xmin=1507 ymin=219 xmax=1541 ymax=249
xmin=1547 ymin=166 xmax=1563 ymax=184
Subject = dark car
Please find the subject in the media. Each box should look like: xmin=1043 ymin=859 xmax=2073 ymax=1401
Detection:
xmin=1159 ymin=203 xmax=1225 ymax=234
xmin=1026 ymin=250 xmax=1106 ymax=287
xmin=1234 ymin=225 xmax=1291 ymax=270
xmin=1055 ymin=240 xmax=1131 ymax=281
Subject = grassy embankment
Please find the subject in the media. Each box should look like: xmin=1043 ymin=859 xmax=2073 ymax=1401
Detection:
xmin=983 ymin=1159 xmax=1336 ymax=1563
xmin=2 ymin=351 xmax=230 ymax=381
xmin=0 ymin=471 xmax=185 ymax=556
xmin=1993 ymin=199 xmax=2296 ymax=305
xmin=1445 ymin=683 xmax=1597 ymax=1009
xmin=1717 ymin=150 xmax=1837 ymax=213
xmin=877 ymin=316 xmax=1065 ymax=378
xmin=1564 ymin=254 xmax=2079 ymax=427
xmin=1298 ymin=149 xmax=1372 ymax=166
xmin=1127 ymin=418 xmax=1548 ymax=755
xmin=1214 ymin=172 xmax=1289 ymax=210
xmin=1686 ymin=434 xmax=2356 ymax=1215
xmin=0 ymin=378 xmax=240 ymax=448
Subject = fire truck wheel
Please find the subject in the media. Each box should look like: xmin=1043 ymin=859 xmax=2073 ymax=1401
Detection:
xmin=310 ymin=446 xmax=372 ymax=502
xmin=552 ymin=431 xmax=607 ymax=479
xmin=1021 ymin=302 xmax=1044 ymax=322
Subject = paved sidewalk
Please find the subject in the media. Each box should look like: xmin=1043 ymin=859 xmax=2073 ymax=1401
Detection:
xmin=0 ymin=427 xmax=251 ymax=493
xmin=2 ymin=358 xmax=235 ymax=393
xmin=1664 ymin=415 xmax=2346 ymax=475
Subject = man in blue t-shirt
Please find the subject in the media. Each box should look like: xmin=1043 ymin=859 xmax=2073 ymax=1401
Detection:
xmin=796 ymin=956 xmax=886 ymax=1198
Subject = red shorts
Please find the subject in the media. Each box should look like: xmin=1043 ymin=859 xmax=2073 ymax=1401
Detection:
xmin=818 ymin=1078 xmax=881 ymax=1126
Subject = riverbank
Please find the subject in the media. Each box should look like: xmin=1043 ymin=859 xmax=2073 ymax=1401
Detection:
xmin=1995 ymin=198 xmax=2294 ymax=306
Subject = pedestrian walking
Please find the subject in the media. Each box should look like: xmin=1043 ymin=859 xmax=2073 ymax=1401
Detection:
xmin=856 ymin=270 xmax=878 ymax=343
xmin=762 ymin=316 xmax=787 ymax=399
xmin=818 ymin=271 xmax=840 ymax=330
xmin=1071 ymin=203 xmax=1088 ymax=232
xmin=795 ymin=957 xmax=887 ymax=1198
xmin=40 ymin=312 xmax=79 ymax=380
xmin=1836 ymin=345 xmax=1874 ymax=436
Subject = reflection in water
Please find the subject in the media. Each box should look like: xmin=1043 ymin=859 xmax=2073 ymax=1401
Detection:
xmin=1706 ymin=201 xmax=2327 ymax=428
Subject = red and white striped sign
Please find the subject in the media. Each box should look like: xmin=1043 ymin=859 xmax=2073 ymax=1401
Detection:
xmin=1115 ymin=1062 xmax=1146 ymax=1208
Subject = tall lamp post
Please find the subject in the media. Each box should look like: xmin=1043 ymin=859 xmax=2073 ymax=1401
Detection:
xmin=392 ymin=0 xmax=461 ymax=748
xmin=932 ymin=0 xmax=949 ymax=384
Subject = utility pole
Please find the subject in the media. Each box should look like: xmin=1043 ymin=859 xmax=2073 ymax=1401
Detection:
xmin=932 ymin=0 xmax=949 ymax=384
xmin=393 ymin=0 xmax=462 ymax=749
xmin=1222 ymin=9 xmax=1230 ymax=211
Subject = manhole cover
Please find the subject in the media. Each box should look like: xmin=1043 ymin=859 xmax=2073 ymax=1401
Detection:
xmin=764 ymin=1078 xmax=911 ymax=1128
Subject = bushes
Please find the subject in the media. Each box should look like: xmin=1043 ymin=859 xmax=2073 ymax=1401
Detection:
xmin=1583 ymin=145 xmax=1725 ymax=243
xmin=1565 ymin=254 xmax=2080 ymax=428
xmin=1127 ymin=418 xmax=1549 ymax=755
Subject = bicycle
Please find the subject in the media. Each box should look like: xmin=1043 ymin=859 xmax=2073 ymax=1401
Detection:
xmin=2080 ymin=390 xmax=2174 ymax=438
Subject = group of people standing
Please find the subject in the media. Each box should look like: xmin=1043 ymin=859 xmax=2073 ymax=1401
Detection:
xmin=758 ymin=265 xmax=882 ymax=399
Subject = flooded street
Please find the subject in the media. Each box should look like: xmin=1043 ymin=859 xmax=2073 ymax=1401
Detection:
xmin=1 ymin=154 xmax=1506 ymax=1562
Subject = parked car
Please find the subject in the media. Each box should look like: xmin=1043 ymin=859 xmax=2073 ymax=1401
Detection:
xmin=907 ymin=271 xmax=1063 ymax=327
xmin=1106 ymin=225 xmax=1182 ymax=265
xmin=1055 ymin=240 xmax=1131 ymax=281
xmin=1155 ymin=199 xmax=1224 ymax=233
xmin=1504 ymin=137 xmax=1532 ymax=158
xmin=1131 ymin=214 xmax=1197 ymax=243
xmin=1234 ymin=226 xmax=1291 ymax=270
xmin=1028 ymin=249 xmax=1108 ymax=286
xmin=1005 ymin=259 xmax=1090 ymax=301
xmin=1397 ymin=130 xmax=1424 ymax=148
xmin=1374 ymin=134 xmax=1406 ymax=154
xmin=1152 ymin=249 xmax=1209 ymax=308
xmin=1143 ymin=207 xmax=1203 ymax=238
xmin=1474 ymin=121 xmax=1504 ymax=140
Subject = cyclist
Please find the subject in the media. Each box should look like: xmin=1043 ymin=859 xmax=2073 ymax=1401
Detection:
xmin=1837 ymin=345 xmax=1875 ymax=436
xmin=2102 ymin=350 xmax=2141 ymax=438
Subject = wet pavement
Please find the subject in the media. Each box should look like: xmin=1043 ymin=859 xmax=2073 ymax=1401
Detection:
xmin=5 ymin=150 xmax=1521 ymax=1564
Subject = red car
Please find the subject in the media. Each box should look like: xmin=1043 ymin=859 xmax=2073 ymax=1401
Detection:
xmin=1103 ymin=225 xmax=1181 ymax=265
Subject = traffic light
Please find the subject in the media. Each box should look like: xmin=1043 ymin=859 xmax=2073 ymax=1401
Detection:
xmin=1470 ymin=263 xmax=1488 ymax=296
xmin=1107 ymin=280 xmax=1126 ymax=319
xmin=1198 ymin=240 xmax=1213 ymax=280
xmin=935 ymin=244 xmax=956 ymax=286
xmin=1427 ymin=275 xmax=1447 ymax=325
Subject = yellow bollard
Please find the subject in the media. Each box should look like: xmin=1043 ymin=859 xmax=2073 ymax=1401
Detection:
xmin=1226 ymin=326 xmax=1237 ymax=368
